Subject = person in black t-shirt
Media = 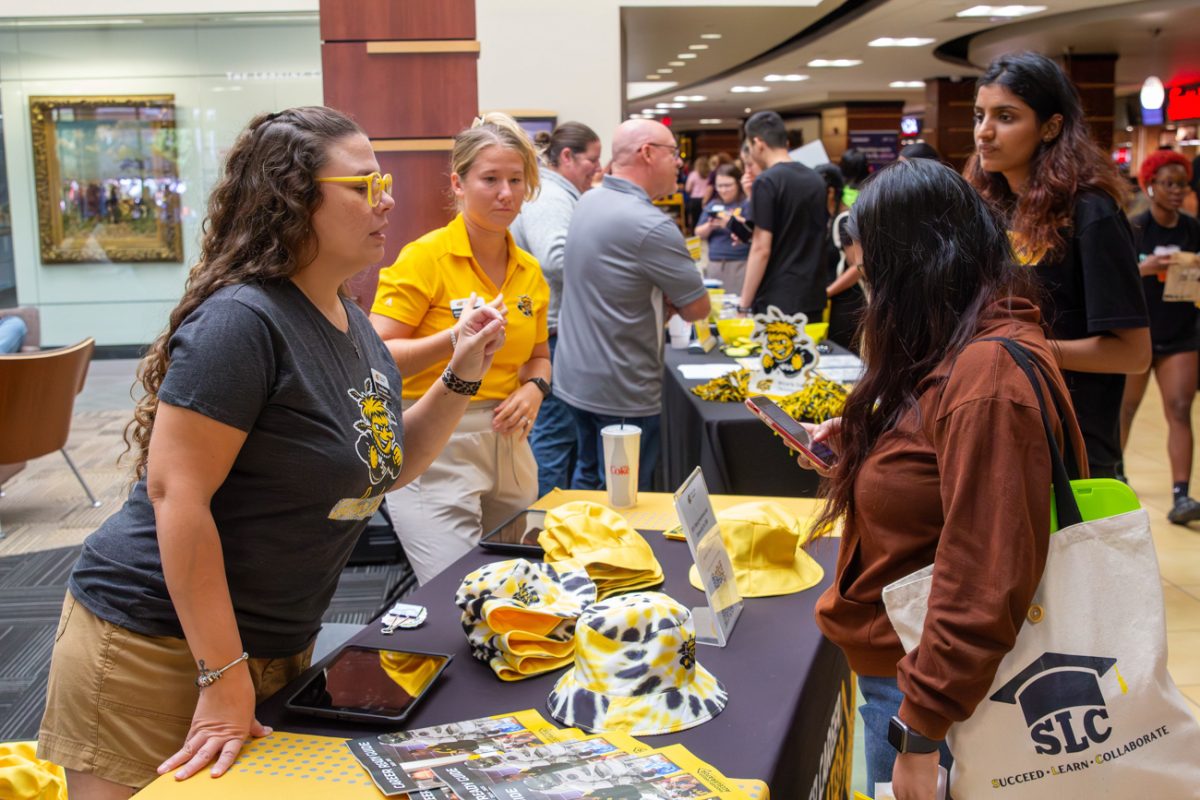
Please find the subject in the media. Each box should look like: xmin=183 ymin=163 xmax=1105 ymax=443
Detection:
xmin=1120 ymin=150 xmax=1200 ymax=524
xmin=965 ymin=52 xmax=1150 ymax=479
xmin=737 ymin=111 xmax=828 ymax=321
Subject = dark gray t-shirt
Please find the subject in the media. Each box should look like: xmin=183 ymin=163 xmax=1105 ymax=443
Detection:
xmin=69 ymin=281 xmax=405 ymax=657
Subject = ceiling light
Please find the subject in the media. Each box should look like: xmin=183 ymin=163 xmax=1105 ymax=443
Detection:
xmin=1141 ymin=76 xmax=1165 ymax=109
xmin=669 ymin=61 xmax=686 ymax=67
xmin=657 ymin=68 xmax=674 ymax=74
xmin=646 ymin=74 xmax=662 ymax=80
xmin=764 ymin=74 xmax=809 ymax=82
xmin=731 ymin=86 xmax=769 ymax=93
xmin=700 ymin=119 xmax=724 ymax=124
xmin=956 ymin=5 xmax=1046 ymax=17
xmin=675 ymin=95 xmax=707 ymax=102
xmin=889 ymin=80 xmax=926 ymax=88
xmin=689 ymin=44 xmax=709 ymax=50
xmin=808 ymin=58 xmax=862 ymax=68
xmin=869 ymin=37 xmax=935 ymax=47
xmin=678 ymin=53 xmax=698 ymax=60
xmin=700 ymin=33 xmax=722 ymax=40
xmin=657 ymin=102 xmax=686 ymax=109
xmin=641 ymin=108 xmax=666 ymax=115
xmin=744 ymin=107 xmax=753 ymax=114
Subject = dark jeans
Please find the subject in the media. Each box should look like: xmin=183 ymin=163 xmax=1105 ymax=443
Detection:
xmin=858 ymin=675 xmax=954 ymax=798
xmin=529 ymin=335 xmax=577 ymax=496
xmin=566 ymin=405 xmax=661 ymax=492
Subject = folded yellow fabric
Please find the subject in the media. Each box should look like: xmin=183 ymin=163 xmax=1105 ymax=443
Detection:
xmin=455 ymin=558 xmax=596 ymax=681
xmin=540 ymin=501 xmax=664 ymax=599
xmin=688 ymin=501 xmax=824 ymax=597
xmin=0 ymin=742 xmax=66 ymax=800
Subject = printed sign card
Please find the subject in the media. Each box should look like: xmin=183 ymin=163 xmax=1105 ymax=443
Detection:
xmin=673 ymin=467 xmax=743 ymax=647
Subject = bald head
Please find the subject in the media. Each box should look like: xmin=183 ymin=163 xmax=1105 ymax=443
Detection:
xmin=612 ymin=119 xmax=670 ymax=167
xmin=609 ymin=119 xmax=679 ymax=199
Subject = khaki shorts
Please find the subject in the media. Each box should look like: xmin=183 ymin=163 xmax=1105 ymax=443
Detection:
xmin=37 ymin=592 xmax=313 ymax=789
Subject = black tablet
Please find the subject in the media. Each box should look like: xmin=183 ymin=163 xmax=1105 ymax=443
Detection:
xmin=479 ymin=508 xmax=546 ymax=556
xmin=285 ymin=644 xmax=452 ymax=725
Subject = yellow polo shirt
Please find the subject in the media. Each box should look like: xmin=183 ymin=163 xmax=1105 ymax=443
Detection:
xmin=372 ymin=214 xmax=549 ymax=400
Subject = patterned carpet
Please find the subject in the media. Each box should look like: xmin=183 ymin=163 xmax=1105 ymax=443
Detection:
xmin=0 ymin=410 xmax=415 ymax=741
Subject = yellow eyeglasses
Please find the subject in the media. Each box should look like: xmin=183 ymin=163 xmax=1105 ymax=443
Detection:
xmin=317 ymin=172 xmax=393 ymax=207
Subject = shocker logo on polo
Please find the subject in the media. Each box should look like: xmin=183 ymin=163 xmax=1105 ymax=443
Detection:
xmin=348 ymin=379 xmax=403 ymax=486
xmin=517 ymin=294 xmax=533 ymax=317
xmin=990 ymin=652 xmax=1123 ymax=756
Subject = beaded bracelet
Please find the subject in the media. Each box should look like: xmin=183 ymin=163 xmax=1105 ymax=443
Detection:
xmin=441 ymin=365 xmax=482 ymax=396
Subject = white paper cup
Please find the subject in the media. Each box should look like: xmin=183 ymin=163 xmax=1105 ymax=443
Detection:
xmin=668 ymin=316 xmax=691 ymax=349
xmin=601 ymin=424 xmax=641 ymax=508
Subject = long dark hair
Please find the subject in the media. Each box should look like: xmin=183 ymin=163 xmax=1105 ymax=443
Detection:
xmin=815 ymin=159 xmax=1036 ymax=529
xmin=963 ymin=52 xmax=1126 ymax=260
xmin=126 ymin=106 xmax=364 ymax=478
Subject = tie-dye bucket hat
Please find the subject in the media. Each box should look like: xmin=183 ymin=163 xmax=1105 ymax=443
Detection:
xmin=540 ymin=502 xmax=664 ymax=599
xmin=456 ymin=558 xmax=596 ymax=681
xmin=546 ymin=592 xmax=727 ymax=735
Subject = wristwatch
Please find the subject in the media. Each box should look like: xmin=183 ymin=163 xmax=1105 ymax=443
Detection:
xmin=525 ymin=377 xmax=552 ymax=399
xmin=888 ymin=716 xmax=942 ymax=754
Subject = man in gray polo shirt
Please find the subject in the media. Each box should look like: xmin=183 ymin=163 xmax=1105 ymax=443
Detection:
xmin=555 ymin=119 xmax=710 ymax=491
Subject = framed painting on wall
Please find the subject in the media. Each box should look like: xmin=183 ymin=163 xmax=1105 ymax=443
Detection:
xmin=30 ymin=95 xmax=183 ymax=263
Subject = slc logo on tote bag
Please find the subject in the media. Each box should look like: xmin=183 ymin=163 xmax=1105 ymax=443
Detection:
xmin=882 ymin=339 xmax=1200 ymax=798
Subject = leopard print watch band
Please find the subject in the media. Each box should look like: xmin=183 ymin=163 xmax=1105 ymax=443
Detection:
xmin=441 ymin=365 xmax=482 ymax=396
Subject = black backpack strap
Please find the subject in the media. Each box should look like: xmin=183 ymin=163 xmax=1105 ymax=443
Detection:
xmin=976 ymin=337 xmax=1083 ymax=528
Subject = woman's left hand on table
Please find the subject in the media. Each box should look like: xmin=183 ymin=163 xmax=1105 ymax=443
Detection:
xmin=493 ymin=382 xmax=543 ymax=439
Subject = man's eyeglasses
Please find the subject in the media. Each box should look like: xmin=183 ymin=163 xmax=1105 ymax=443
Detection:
xmin=646 ymin=142 xmax=681 ymax=158
xmin=317 ymin=172 xmax=393 ymax=207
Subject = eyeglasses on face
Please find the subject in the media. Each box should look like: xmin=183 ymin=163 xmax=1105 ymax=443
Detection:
xmin=317 ymin=172 xmax=393 ymax=207
xmin=645 ymin=142 xmax=681 ymax=159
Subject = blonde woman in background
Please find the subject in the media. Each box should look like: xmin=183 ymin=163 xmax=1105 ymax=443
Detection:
xmin=371 ymin=113 xmax=551 ymax=583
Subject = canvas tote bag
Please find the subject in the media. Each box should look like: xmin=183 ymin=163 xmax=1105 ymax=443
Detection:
xmin=882 ymin=338 xmax=1200 ymax=798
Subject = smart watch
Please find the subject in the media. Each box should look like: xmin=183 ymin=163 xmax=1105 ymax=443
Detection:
xmin=887 ymin=716 xmax=942 ymax=754
xmin=525 ymin=377 xmax=552 ymax=399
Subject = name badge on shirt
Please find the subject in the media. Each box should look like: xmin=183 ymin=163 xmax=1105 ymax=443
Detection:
xmin=450 ymin=296 xmax=485 ymax=320
xmin=370 ymin=368 xmax=393 ymax=401
xmin=328 ymin=494 xmax=385 ymax=521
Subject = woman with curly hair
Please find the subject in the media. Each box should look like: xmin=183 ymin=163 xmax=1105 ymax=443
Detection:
xmin=1119 ymin=150 xmax=1200 ymax=523
xmin=965 ymin=51 xmax=1150 ymax=478
xmin=37 ymin=106 xmax=505 ymax=798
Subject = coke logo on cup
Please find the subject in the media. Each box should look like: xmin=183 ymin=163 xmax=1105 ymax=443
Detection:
xmin=610 ymin=466 xmax=630 ymax=476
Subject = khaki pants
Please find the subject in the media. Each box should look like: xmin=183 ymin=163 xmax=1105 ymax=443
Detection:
xmin=705 ymin=258 xmax=747 ymax=295
xmin=38 ymin=593 xmax=312 ymax=789
xmin=388 ymin=401 xmax=537 ymax=584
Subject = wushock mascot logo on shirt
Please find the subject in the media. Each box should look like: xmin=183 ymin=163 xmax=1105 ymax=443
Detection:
xmin=348 ymin=378 xmax=403 ymax=487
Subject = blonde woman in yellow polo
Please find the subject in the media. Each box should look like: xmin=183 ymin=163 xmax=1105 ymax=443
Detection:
xmin=371 ymin=113 xmax=551 ymax=583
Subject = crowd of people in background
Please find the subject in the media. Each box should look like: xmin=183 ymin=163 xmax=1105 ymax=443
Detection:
xmin=30 ymin=47 xmax=1200 ymax=800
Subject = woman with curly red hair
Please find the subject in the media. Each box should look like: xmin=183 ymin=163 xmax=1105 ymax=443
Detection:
xmin=1119 ymin=150 xmax=1200 ymax=523
xmin=965 ymin=51 xmax=1150 ymax=478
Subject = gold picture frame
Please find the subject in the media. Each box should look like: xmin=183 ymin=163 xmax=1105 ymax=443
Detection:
xmin=30 ymin=95 xmax=183 ymax=263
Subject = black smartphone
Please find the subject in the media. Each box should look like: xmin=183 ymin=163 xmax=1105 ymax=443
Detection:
xmin=285 ymin=644 xmax=452 ymax=725
xmin=479 ymin=508 xmax=546 ymax=555
xmin=744 ymin=395 xmax=837 ymax=469
xmin=726 ymin=214 xmax=755 ymax=243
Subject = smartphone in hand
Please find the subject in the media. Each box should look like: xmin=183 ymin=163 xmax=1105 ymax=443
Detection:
xmin=745 ymin=395 xmax=837 ymax=470
xmin=726 ymin=214 xmax=754 ymax=243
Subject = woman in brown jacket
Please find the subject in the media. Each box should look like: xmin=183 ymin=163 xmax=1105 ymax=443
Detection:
xmin=799 ymin=159 xmax=1086 ymax=799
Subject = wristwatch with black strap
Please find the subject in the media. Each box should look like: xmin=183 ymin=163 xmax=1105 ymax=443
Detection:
xmin=888 ymin=715 xmax=942 ymax=754
xmin=525 ymin=376 xmax=552 ymax=399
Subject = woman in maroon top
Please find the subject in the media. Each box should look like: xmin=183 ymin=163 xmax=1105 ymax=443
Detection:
xmin=798 ymin=159 xmax=1085 ymax=799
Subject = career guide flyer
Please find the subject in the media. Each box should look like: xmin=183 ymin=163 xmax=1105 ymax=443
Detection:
xmin=441 ymin=743 xmax=751 ymax=800
xmin=346 ymin=709 xmax=575 ymax=796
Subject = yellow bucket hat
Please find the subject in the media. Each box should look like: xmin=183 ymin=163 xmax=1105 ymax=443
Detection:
xmin=547 ymin=592 xmax=728 ymax=735
xmin=687 ymin=501 xmax=824 ymax=597
xmin=456 ymin=559 xmax=596 ymax=681
xmin=540 ymin=502 xmax=664 ymax=599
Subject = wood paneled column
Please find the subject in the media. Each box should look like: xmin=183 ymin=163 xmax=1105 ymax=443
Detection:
xmin=320 ymin=0 xmax=479 ymax=308
xmin=1061 ymin=53 xmax=1117 ymax=153
xmin=924 ymin=77 xmax=977 ymax=171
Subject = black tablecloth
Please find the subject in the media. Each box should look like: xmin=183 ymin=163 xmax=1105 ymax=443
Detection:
xmin=258 ymin=531 xmax=853 ymax=798
xmin=662 ymin=347 xmax=823 ymax=497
